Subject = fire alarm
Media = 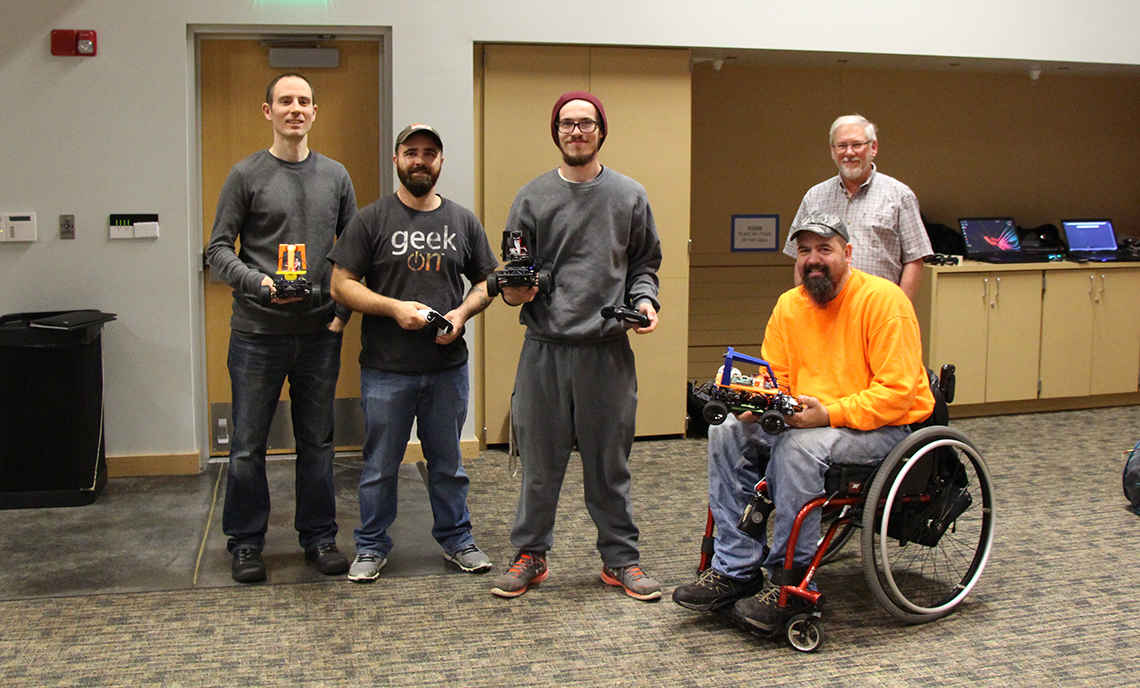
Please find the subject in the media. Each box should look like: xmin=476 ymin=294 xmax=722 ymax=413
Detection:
xmin=51 ymin=30 xmax=98 ymax=57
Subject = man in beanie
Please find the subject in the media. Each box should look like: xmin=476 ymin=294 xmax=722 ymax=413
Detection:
xmin=783 ymin=115 xmax=931 ymax=301
xmin=673 ymin=210 xmax=933 ymax=632
xmin=329 ymin=124 xmax=499 ymax=582
xmin=490 ymin=91 xmax=664 ymax=601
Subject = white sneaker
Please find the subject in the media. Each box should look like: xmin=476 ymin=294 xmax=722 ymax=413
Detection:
xmin=347 ymin=552 xmax=387 ymax=582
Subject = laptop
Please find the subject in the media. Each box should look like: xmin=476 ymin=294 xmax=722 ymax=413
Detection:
xmin=959 ymin=217 xmax=1055 ymax=264
xmin=1061 ymin=219 xmax=1125 ymax=262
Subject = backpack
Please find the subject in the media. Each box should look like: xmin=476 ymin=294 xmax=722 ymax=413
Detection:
xmin=1125 ymin=441 xmax=1140 ymax=515
xmin=924 ymin=221 xmax=967 ymax=256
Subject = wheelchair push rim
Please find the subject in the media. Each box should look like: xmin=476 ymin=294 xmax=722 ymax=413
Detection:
xmin=861 ymin=426 xmax=995 ymax=623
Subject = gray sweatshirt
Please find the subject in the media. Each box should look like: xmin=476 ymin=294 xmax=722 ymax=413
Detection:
xmin=207 ymin=150 xmax=356 ymax=334
xmin=504 ymin=167 xmax=662 ymax=342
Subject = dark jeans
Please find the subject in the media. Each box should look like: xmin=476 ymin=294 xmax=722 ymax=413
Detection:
xmin=223 ymin=328 xmax=342 ymax=553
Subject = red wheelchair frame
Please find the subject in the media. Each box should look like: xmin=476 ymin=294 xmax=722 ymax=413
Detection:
xmin=697 ymin=365 xmax=996 ymax=652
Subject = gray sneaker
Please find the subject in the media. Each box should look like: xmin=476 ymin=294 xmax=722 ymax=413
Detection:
xmin=601 ymin=564 xmax=662 ymax=601
xmin=444 ymin=544 xmax=493 ymax=573
xmin=347 ymin=552 xmax=387 ymax=582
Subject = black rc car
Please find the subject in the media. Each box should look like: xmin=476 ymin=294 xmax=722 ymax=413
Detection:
xmin=485 ymin=228 xmax=552 ymax=297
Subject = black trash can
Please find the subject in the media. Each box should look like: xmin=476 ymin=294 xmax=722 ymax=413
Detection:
xmin=0 ymin=310 xmax=116 ymax=509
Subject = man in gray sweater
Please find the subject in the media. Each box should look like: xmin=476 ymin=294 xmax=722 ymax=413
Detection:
xmin=206 ymin=73 xmax=356 ymax=583
xmin=491 ymin=91 xmax=663 ymax=601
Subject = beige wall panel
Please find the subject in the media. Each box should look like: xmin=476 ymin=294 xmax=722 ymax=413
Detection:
xmin=481 ymin=45 xmax=592 ymax=445
xmin=590 ymin=47 xmax=692 ymax=282
xmin=481 ymin=45 xmax=690 ymax=444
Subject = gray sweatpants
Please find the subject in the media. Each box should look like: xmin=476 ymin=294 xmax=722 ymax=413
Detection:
xmin=509 ymin=336 xmax=641 ymax=567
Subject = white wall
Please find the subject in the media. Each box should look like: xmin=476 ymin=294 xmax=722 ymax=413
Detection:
xmin=1 ymin=0 xmax=1137 ymax=465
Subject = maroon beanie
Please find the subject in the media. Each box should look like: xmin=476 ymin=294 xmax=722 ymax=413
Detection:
xmin=550 ymin=91 xmax=607 ymax=150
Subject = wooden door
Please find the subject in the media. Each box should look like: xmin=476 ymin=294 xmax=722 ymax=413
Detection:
xmin=1039 ymin=270 xmax=1095 ymax=399
xmin=1090 ymin=269 xmax=1140 ymax=395
xmin=984 ymin=271 xmax=1042 ymax=403
xmin=478 ymin=44 xmax=691 ymax=445
xmin=200 ymin=38 xmax=380 ymax=455
xmin=929 ymin=273 xmax=990 ymax=405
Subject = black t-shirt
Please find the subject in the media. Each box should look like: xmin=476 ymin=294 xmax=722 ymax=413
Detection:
xmin=328 ymin=194 xmax=498 ymax=373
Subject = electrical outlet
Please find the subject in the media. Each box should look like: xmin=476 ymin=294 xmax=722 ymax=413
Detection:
xmin=60 ymin=214 xmax=75 ymax=240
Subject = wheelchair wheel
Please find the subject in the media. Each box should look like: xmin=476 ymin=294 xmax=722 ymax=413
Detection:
xmin=860 ymin=425 xmax=995 ymax=624
xmin=786 ymin=613 xmax=824 ymax=652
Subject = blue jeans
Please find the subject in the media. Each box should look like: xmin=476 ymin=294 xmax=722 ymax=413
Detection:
xmin=223 ymin=329 xmax=342 ymax=553
xmin=354 ymin=364 xmax=474 ymax=558
xmin=708 ymin=414 xmax=910 ymax=578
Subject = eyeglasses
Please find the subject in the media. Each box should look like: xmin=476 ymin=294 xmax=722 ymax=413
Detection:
xmin=831 ymin=140 xmax=872 ymax=152
xmin=556 ymin=119 xmax=599 ymax=134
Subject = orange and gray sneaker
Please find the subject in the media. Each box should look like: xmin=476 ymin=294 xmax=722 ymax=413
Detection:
xmin=601 ymin=564 xmax=662 ymax=601
xmin=490 ymin=550 xmax=549 ymax=598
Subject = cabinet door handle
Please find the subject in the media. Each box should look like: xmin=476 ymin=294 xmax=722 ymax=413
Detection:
xmin=1098 ymin=273 xmax=1106 ymax=303
xmin=1089 ymin=274 xmax=1096 ymax=301
xmin=984 ymin=277 xmax=991 ymax=307
xmin=994 ymin=276 xmax=1000 ymax=306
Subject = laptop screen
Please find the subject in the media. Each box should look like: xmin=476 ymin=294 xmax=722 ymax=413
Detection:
xmin=1062 ymin=220 xmax=1117 ymax=252
xmin=959 ymin=218 xmax=1020 ymax=255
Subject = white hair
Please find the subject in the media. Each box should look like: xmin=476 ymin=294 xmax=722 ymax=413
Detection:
xmin=829 ymin=115 xmax=877 ymax=144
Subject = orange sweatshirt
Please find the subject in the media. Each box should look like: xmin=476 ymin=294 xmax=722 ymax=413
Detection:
xmin=761 ymin=269 xmax=934 ymax=431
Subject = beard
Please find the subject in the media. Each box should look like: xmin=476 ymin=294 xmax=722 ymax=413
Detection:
xmin=838 ymin=158 xmax=871 ymax=182
xmin=801 ymin=263 xmax=837 ymax=307
xmin=397 ymin=165 xmax=439 ymax=198
xmin=560 ymin=137 xmax=599 ymax=167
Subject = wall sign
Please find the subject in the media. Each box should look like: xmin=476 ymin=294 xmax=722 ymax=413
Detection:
xmin=731 ymin=214 xmax=779 ymax=252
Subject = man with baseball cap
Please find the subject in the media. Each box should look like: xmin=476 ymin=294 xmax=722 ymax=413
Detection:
xmin=328 ymin=124 xmax=499 ymax=581
xmin=490 ymin=91 xmax=664 ymax=601
xmin=673 ymin=209 xmax=934 ymax=633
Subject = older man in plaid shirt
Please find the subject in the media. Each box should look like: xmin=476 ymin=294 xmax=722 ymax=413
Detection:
xmin=784 ymin=114 xmax=932 ymax=301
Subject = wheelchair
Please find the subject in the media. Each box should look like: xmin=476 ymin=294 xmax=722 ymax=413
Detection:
xmin=697 ymin=365 xmax=996 ymax=652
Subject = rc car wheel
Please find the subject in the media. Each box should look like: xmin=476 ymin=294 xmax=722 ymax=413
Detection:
xmin=786 ymin=614 xmax=824 ymax=652
xmin=259 ymin=284 xmax=272 ymax=307
xmin=310 ymin=283 xmax=322 ymax=307
xmin=702 ymin=400 xmax=729 ymax=426
xmin=759 ymin=410 xmax=787 ymax=435
xmin=486 ymin=275 xmax=501 ymax=298
xmin=536 ymin=269 xmax=552 ymax=294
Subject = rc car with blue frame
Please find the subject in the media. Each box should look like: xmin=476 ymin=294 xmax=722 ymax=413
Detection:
xmin=692 ymin=347 xmax=803 ymax=435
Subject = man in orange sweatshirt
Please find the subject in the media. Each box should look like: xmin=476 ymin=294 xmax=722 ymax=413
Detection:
xmin=673 ymin=210 xmax=934 ymax=632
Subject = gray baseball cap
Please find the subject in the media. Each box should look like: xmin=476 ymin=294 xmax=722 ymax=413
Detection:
xmin=790 ymin=210 xmax=849 ymax=242
xmin=395 ymin=124 xmax=443 ymax=153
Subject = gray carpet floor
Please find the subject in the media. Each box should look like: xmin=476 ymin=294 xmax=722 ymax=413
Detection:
xmin=1 ymin=406 xmax=1139 ymax=686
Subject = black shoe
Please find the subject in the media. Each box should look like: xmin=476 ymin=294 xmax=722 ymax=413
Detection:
xmin=232 ymin=546 xmax=266 ymax=583
xmin=671 ymin=568 xmax=764 ymax=611
xmin=305 ymin=543 xmax=349 ymax=575
xmin=731 ymin=580 xmax=811 ymax=634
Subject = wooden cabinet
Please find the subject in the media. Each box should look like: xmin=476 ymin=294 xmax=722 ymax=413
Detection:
xmin=917 ymin=261 xmax=1140 ymax=410
xmin=918 ymin=267 xmax=1042 ymax=405
xmin=1039 ymin=268 xmax=1140 ymax=398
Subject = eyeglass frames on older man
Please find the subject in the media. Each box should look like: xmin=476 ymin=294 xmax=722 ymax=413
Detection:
xmin=831 ymin=140 xmax=872 ymax=152
xmin=556 ymin=119 xmax=600 ymax=134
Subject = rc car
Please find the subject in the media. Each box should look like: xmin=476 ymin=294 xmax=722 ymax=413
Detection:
xmin=485 ymin=228 xmax=552 ymax=297
xmin=691 ymin=347 xmax=802 ymax=435
xmin=259 ymin=243 xmax=321 ymax=307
